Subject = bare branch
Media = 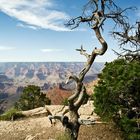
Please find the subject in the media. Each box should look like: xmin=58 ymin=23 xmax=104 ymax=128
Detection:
xmin=112 ymin=22 xmax=140 ymax=47
xmin=66 ymin=75 xmax=79 ymax=84
xmin=66 ymin=75 xmax=82 ymax=105
xmin=48 ymin=115 xmax=70 ymax=126
xmin=76 ymin=45 xmax=91 ymax=59
xmin=113 ymin=48 xmax=140 ymax=61
xmin=82 ymin=0 xmax=98 ymax=16
xmin=112 ymin=49 xmax=122 ymax=57
xmin=66 ymin=0 xmax=133 ymax=30
xmin=78 ymin=118 xmax=95 ymax=125
xmin=112 ymin=22 xmax=140 ymax=61
xmin=93 ymin=27 xmax=108 ymax=54
xmin=67 ymin=25 xmax=108 ymax=109
xmin=79 ymin=27 xmax=108 ymax=81
xmin=74 ymin=86 xmax=87 ymax=109
xmin=48 ymin=115 xmax=62 ymax=124
xmin=78 ymin=118 xmax=107 ymax=125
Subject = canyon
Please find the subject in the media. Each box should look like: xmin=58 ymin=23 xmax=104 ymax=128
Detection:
xmin=0 ymin=62 xmax=104 ymax=114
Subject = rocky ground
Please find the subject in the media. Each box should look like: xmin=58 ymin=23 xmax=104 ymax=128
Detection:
xmin=0 ymin=101 xmax=122 ymax=140
xmin=0 ymin=117 xmax=122 ymax=140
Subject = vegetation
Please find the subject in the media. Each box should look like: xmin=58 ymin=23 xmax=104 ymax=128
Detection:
xmin=56 ymin=132 xmax=71 ymax=140
xmin=93 ymin=59 xmax=140 ymax=140
xmin=62 ymin=98 xmax=69 ymax=106
xmin=0 ymin=108 xmax=25 ymax=121
xmin=15 ymin=85 xmax=51 ymax=111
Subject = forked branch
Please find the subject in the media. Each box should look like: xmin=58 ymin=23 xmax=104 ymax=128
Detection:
xmin=76 ymin=45 xmax=91 ymax=59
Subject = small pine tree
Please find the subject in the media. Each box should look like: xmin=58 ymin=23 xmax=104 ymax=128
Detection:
xmin=15 ymin=85 xmax=51 ymax=111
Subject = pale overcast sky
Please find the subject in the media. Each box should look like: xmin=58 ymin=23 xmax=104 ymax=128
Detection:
xmin=0 ymin=0 xmax=139 ymax=62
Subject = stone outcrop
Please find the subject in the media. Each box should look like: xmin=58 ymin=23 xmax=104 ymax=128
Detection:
xmin=21 ymin=101 xmax=99 ymax=120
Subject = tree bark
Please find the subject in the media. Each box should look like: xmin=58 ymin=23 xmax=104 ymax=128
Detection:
xmin=66 ymin=110 xmax=80 ymax=140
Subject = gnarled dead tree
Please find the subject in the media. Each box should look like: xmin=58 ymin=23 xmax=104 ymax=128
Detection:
xmin=112 ymin=22 xmax=140 ymax=61
xmin=48 ymin=0 xmax=132 ymax=139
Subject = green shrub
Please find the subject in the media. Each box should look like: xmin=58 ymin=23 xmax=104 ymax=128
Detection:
xmin=93 ymin=59 xmax=140 ymax=140
xmin=0 ymin=108 xmax=25 ymax=121
xmin=119 ymin=117 xmax=140 ymax=140
xmin=62 ymin=98 xmax=69 ymax=106
xmin=15 ymin=85 xmax=51 ymax=111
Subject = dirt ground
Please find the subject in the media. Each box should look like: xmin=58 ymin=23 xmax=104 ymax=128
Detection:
xmin=0 ymin=116 xmax=122 ymax=140
xmin=78 ymin=124 xmax=122 ymax=140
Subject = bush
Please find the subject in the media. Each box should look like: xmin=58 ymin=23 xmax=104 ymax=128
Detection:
xmin=62 ymin=98 xmax=69 ymax=105
xmin=0 ymin=108 xmax=25 ymax=121
xmin=15 ymin=85 xmax=51 ymax=111
xmin=56 ymin=132 xmax=71 ymax=140
xmin=93 ymin=59 xmax=140 ymax=140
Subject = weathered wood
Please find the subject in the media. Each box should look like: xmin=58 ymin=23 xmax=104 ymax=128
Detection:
xmin=21 ymin=107 xmax=51 ymax=117
xmin=48 ymin=0 xmax=129 ymax=139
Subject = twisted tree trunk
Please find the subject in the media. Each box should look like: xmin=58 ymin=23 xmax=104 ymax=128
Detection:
xmin=66 ymin=27 xmax=107 ymax=140
xmin=49 ymin=25 xmax=108 ymax=140
xmin=47 ymin=1 xmax=115 ymax=139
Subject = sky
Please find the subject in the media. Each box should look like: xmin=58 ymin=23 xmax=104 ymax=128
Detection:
xmin=0 ymin=0 xmax=139 ymax=62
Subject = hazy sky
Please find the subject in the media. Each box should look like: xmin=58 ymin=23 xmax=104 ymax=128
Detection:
xmin=0 ymin=0 xmax=139 ymax=62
